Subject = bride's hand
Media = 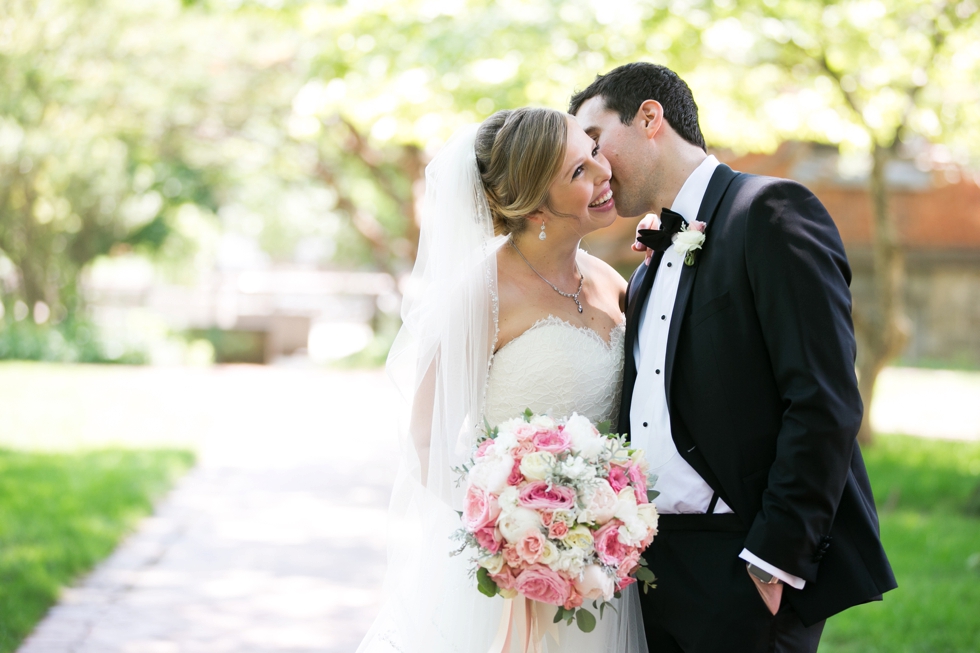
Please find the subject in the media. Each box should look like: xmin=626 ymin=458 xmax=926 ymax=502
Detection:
xmin=633 ymin=213 xmax=659 ymax=266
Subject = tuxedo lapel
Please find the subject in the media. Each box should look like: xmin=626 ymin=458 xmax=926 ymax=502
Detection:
xmin=625 ymin=251 xmax=664 ymax=358
xmin=663 ymin=165 xmax=739 ymax=404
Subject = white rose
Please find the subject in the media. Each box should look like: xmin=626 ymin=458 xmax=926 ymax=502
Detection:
xmin=530 ymin=414 xmax=558 ymax=431
xmin=558 ymin=455 xmax=595 ymax=482
xmin=578 ymin=479 xmax=618 ymax=525
xmin=637 ymin=502 xmax=659 ymax=532
xmin=493 ymin=430 xmax=518 ymax=453
xmin=520 ymin=451 xmax=556 ymax=481
xmin=564 ymin=413 xmax=605 ymax=461
xmin=618 ymin=518 xmax=647 ymax=547
xmin=614 ymin=487 xmax=639 ymax=523
xmin=551 ymin=509 xmax=574 ymax=525
xmin=539 ymin=540 xmax=560 ymax=567
xmin=497 ymin=507 xmax=542 ymax=543
xmin=555 ymin=546 xmax=587 ymax=576
xmin=481 ymin=554 xmax=504 ymax=575
xmin=673 ymin=228 xmax=705 ymax=254
xmin=498 ymin=486 xmax=519 ymax=514
xmin=573 ymin=564 xmax=615 ymax=602
xmin=496 ymin=417 xmax=525 ymax=435
xmin=563 ymin=525 xmax=595 ymax=552
xmin=469 ymin=453 xmax=515 ymax=494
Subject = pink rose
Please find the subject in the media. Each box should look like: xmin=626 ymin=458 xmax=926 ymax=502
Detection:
xmin=507 ymin=459 xmax=524 ymax=486
xmin=628 ymin=464 xmax=648 ymax=504
xmin=475 ymin=439 xmax=494 ymax=458
xmin=690 ymin=220 xmax=706 ymax=233
xmin=607 ymin=466 xmax=630 ymax=494
xmin=491 ymin=565 xmax=517 ymax=590
xmin=640 ymin=531 xmax=656 ymax=550
xmin=518 ymin=481 xmax=576 ymax=511
xmin=548 ymin=521 xmax=568 ymax=540
xmin=541 ymin=511 xmax=554 ymax=527
xmin=617 ymin=549 xmax=641 ymax=578
xmin=563 ymin=587 xmax=584 ymax=610
xmin=475 ymin=525 xmax=503 ymax=554
xmin=502 ymin=545 xmax=523 ymax=569
xmin=512 ymin=440 xmax=536 ymax=460
xmin=594 ymin=520 xmax=629 ymax=567
xmin=514 ymin=424 xmax=536 ymax=441
xmin=532 ymin=429 xmax=571 ymax=454
xmin=463 ymin=486 xmax=500 ymax=531
xmin=617 ymin=576 xmax=637 ymax=590
xmin=516 ymin=530 xmax=547 ymax=564
xmin=515 ymin=565 xmax=572 ymax=606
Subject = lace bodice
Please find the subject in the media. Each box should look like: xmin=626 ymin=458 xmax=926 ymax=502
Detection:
xmin=484 ymin=316 xmax=626 ymax=429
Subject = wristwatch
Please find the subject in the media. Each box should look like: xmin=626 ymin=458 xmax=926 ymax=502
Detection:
xmin=746 ymin=563 xmax=781 ymax=585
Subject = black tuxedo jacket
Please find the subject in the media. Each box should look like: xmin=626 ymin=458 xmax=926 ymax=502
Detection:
xmin=619 ymin=164 xmax=897 ymax=626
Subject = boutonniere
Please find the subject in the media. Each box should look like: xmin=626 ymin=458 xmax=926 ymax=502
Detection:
xmin=672 ymin=220 xmax=707 ymax=266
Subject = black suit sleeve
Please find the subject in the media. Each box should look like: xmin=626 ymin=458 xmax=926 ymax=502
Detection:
xmin=741 ymin=180 xmax=864 ymax=582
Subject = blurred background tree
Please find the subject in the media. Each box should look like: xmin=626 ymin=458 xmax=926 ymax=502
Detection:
xmin=709 ymin=0 xmax=980 ymax=443
xmin=2 ymin=0 xmax=979 ymax=418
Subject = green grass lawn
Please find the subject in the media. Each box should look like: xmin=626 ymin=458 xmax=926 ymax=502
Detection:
xmin=0 ymin=448 xmax=194 ymax=653
xmin=819 ymin=435 xmax=980 ymax=653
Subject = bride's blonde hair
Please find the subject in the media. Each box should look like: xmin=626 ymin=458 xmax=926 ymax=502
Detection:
xmin=474 ymin=108 xmax=568 ymax=237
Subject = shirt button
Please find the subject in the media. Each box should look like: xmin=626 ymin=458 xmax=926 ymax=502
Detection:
xmin=667 ymin=262 xmax=673 ymax=267
xmin=655 ymin=369 xmax=661 ymax=374
xmin=642 ymin=422 xmax=648 ymax=427
xmin=661 ymin=315 xmax=666 ymax=320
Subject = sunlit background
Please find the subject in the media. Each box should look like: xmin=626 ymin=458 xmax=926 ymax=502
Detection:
xmin=2 ymin=0 xmax=980 ymax=652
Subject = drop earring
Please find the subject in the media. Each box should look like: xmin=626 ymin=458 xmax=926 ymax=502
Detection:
xmin=539 ymin=222 xmax=547 ymax=240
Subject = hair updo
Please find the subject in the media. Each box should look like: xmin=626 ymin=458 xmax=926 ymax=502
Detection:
xmin=474 ymin=108 xmax=568 ymax=236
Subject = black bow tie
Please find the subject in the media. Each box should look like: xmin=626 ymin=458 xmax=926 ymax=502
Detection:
xmin=636 ymin=208 xmax=686 ymax=253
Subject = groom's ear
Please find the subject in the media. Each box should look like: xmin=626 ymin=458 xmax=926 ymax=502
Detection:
xmin=636 ymin=100 xmax=664 ymax=140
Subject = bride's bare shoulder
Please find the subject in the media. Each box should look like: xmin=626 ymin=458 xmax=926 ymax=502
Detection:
xmin=577 ymin=250 xmax=627 ymax=312
xmin=578 ymin=250 xmax=627 ymax=291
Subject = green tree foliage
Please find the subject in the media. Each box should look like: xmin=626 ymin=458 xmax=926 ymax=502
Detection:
xmin=283 ymin=0 xmax=980 ymax=440
xmin=700 ymin=0 xmax=980 ymax=442
xmin=0 ymin=1 xmax=216 ymax=321
xmin=3 ymin=0 xmax=979 ymax=385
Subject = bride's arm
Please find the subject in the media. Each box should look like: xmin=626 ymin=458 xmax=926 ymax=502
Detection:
xmin=409 ymin=358 xmax=436 ymax=485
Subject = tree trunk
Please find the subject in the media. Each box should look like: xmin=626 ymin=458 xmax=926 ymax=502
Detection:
xmin=855 ymin=142 xmax=911 ymax=445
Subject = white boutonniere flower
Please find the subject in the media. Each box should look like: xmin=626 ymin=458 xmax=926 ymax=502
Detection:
xmin=672 ymin=220 xmax=707 ymax=266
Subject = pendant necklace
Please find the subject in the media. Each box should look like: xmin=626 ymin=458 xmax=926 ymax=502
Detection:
xmin=510 ymin=239 xmax=584 ymax=314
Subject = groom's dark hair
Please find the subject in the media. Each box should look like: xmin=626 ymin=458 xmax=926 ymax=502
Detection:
xmin=569 ymin=62 xmax=706 ymax=152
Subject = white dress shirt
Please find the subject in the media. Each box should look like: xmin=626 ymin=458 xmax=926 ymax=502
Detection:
xmin=629 ymin=155 xmax=805 ymax=589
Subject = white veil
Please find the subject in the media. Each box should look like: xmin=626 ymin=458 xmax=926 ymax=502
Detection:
xmin=358 ymin=124 xmax=647 ymax=653
xmin=358 ymin=124 xmax=510 ymax=653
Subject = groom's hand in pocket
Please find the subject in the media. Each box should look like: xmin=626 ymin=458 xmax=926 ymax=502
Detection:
xmin=633 ymin=213 xmax=658 ymax=265
xmin=747 ymin=569 xmax=783 ymax=616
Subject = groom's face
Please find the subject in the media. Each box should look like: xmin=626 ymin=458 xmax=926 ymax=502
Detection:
xmin=574 ymin=97 xmax=654 ymax=219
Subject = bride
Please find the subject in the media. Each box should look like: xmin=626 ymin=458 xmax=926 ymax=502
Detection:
xmin=357 ymin=108 xmax=647 ymax=652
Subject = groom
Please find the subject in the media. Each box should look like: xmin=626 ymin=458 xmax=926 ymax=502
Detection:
xmin=571 ymin=63 xmax=896 ymax=652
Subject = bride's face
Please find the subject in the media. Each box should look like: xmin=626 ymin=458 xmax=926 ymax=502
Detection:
xmin=537 ymin=117 xmax=615 ymax=236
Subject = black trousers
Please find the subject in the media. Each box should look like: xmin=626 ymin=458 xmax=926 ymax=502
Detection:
xmin=639 ymin=515 xmax=825 ymax=653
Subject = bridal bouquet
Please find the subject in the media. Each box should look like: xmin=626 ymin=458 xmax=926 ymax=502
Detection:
xmin=452 ymin=409 xmax=659 ymax=633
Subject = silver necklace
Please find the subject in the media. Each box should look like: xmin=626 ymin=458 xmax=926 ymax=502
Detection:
xmin=510 ymin=240 xmax=584 ymax=313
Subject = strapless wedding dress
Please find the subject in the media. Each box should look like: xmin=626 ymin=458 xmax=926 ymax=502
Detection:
xmin=485 ymin=315 xmax=625 ymax=429
xmin=481 ymin=315 xmax=644 ymax=653
xmin=359 ymin=316 xmax=646 ymax=653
